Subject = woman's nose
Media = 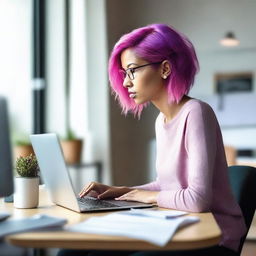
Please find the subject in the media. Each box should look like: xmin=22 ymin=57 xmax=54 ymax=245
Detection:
xmin=123 ymin=76 xmax=133 ymax=88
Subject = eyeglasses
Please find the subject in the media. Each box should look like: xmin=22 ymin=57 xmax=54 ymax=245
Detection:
xmin=120 ymin=61 xmax=162 ymax=80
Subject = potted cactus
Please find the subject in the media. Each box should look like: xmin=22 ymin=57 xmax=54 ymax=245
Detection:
xmin=14 ymin=154 xmax=40 ymax=208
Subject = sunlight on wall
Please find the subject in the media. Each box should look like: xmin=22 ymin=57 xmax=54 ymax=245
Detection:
xmin=0 ymin=0 xmax=32 ymax=141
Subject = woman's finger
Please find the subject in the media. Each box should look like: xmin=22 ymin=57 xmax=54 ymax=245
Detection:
xmin=97 ymin=190 xmax=110 ymax=199
xmin=99 ymin=187 xmax=134 ymax=200
xmin=98 ymin=189 xmax=117 ymax=199
xmin=79 ymin=182 xmax=96 ymax=197
xmin=79 ymin=183 xmax=90 ymax=197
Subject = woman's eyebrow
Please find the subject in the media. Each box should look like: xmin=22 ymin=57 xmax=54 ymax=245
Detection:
xmin=126 ymin=63 xmax=138 ymax=69
xmin=121 ymin=63 xmax=138 ymax=70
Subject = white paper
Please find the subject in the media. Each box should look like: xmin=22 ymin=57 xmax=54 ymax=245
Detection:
xmin=128 ymin=209 xmax=188 ymax=219
xmin=67 ymin=212 xmax=199 ymax=246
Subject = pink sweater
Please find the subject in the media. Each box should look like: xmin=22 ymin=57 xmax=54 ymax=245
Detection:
xmin=136 ymin=99 xmax=246 ymax=252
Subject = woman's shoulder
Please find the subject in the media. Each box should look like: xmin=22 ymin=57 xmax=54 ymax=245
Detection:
xmin=155 ymin=98 xmax=217 ymax=127
xmin=187 ymin=98 xmax=215 ymax=115
xmin=186 ymin=98 xmax=218 ymax=126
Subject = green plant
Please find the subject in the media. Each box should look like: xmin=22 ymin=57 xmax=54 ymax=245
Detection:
xmin=15 ymin=140 xmax=31 ymax=146
xmin=16 ymin=154 xmax=39 ymax=177
xmin=63 ymin=129 xmax=77 ymax=141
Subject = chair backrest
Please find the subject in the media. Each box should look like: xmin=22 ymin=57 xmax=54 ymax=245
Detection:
xmin=228 ymin=165 xmax=256 ymax=253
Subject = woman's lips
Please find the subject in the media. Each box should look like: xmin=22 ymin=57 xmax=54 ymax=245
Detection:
xmin=129 ymin=93 xmax=136 ymax=98
xmin=128 ymin=91 xmax=136 ymax=98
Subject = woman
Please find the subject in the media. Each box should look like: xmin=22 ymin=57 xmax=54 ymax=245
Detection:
xmin=60 ymin=24 xmax=246 ymax=256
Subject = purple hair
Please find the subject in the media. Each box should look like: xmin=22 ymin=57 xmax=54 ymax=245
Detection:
xmin=108 ymin=24 xmax=199 ymax=116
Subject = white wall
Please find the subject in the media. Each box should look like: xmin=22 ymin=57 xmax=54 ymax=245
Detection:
xmin=46 ymin=0 xmax=89 ymax=158
xmin=0 ymin=0 xmax=111 ymax=190
xmin=46 ymin=0 xmax=66 ymax=136
xmin=0 ymin=0 xmax=32 ymax=142
xmin=85 ymin=0 xmax=111 ymax=184
xmin=46 ymin=0 xmax=111 ymax=185
xmin=70 ymin=0 xmax=88 ymax=142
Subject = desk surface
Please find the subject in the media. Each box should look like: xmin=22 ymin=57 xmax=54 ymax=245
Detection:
xmin=1 ymin=187 xmax=221 ymax=251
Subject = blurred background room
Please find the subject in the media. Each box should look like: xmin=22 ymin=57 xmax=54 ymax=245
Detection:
xmin=0 ymin=0 xmax=255 ymax=255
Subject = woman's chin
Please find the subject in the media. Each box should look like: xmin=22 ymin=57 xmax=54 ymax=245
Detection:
xmin=133 ymin=97 xmax=147 ymax=105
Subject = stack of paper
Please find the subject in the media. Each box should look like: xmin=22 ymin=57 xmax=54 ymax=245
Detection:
xmin=128 ymin=208 xmax=188 ymax=219
xmin=0 ymin=214 xmax=67 ymax=238
xmin=67 ymin=209 xmax=199 ymax=246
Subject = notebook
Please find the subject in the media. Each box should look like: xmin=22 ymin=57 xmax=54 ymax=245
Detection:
xmin=0 ymin=214 xmax=66 ymax=238
xmin=0 ymin=212 xmax=10 ymax=222
xmin=30 ymin=133 xmax=154 ymax=213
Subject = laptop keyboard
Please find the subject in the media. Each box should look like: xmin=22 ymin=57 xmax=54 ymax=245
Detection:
xmin=77 ymin=197 xmax=118 ymax=210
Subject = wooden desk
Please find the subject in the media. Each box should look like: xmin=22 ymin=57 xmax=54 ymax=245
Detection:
xmin=2 ymin=186 xmax=221 ymax=251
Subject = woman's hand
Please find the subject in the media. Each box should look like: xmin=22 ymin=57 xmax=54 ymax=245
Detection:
xmin=79 ymin=182 xmax=132 ymax=199
xmin=115 ymin=189 xmax=159 ymax=204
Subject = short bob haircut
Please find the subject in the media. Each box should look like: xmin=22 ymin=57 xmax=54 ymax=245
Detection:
xmin=108 ymin=23 xmax=199 ymax=117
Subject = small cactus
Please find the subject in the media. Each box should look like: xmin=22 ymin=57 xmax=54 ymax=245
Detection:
xmin=16 ymin=154 xmax=39 ymax=177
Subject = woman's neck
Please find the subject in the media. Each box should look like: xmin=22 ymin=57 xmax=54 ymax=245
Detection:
xmin=152 ymin=93 xmax=191 ymax=123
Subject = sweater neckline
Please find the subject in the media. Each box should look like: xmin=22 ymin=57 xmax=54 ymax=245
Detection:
xmin=160 ymin=98 xmax=197 ymax=128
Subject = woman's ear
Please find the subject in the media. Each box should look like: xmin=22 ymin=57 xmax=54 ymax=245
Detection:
xmin=161 ymin=60 xmax=171 ymax=79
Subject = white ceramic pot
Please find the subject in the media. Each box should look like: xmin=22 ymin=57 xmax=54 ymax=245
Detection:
xmin=14 ymin=176 xmax=39 ymax=208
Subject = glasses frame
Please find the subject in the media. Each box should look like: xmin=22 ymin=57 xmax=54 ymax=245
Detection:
xmin=121 ymin=61 xmax=162 ymax=80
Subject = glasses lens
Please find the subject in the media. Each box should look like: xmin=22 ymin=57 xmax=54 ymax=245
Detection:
xmin=127 ymin=69 xmax=134 ymax=80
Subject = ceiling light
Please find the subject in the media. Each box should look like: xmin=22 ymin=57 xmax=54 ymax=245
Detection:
xmin=220 ymin=32 xmax=240 ymax=47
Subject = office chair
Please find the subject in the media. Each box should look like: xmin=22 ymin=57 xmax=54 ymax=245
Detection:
xmin=131 ymin=166 xmax=256 ymax=256
xmin=228 ymin=165 xmax=256 ymax=254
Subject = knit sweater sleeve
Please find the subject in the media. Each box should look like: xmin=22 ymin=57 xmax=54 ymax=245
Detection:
xmin=157 ymin=104 xmax=218 ymax=212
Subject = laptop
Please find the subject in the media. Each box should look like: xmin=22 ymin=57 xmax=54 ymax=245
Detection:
xmin=30 ymin=133 xmax=154 ymax=213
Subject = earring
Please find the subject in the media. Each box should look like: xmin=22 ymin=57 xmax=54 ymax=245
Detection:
xmin=163 ymin=75 xmax=167 ymax=79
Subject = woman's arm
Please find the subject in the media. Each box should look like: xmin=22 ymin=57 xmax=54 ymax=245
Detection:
xmin=114 ymin=179 xmax=161 ymax=204
xmin=157 ymin=105 xmax=218 ymax=212
xmin=115 ymin=105 xmax=218 ymax=209
xmin=116 ymin=189 xmax=159 ymax=204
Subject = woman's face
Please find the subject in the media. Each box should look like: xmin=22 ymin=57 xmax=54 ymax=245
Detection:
xmin=120 ymin=48 xmax=166 ymax=105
